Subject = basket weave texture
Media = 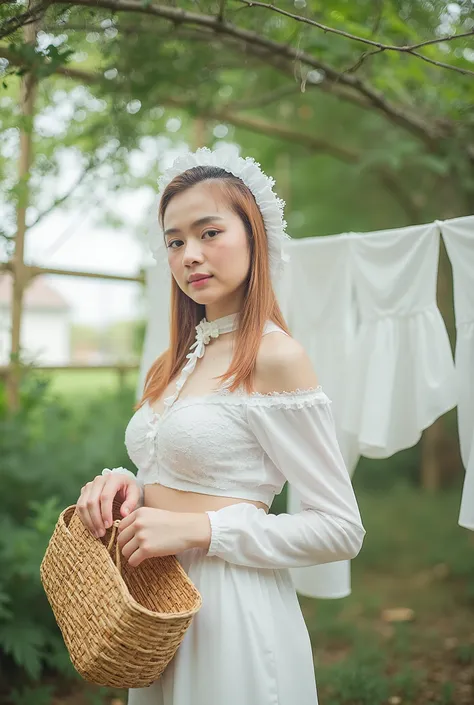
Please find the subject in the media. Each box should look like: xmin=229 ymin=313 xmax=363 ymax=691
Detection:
xmin=40 ymin=500 xmax=202 ymax=688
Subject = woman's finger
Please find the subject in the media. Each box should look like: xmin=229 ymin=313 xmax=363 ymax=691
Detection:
xmin=76 ymin=482 xmax=97 ymax=536
xmin=121 ymin=535 xmax=140 ymax=562
xmin=127 ymin=544 xmax=147 ymax=568
xmin=120 ymin=481 xmax=142 ymax=517
xmin=84 ymin=476 xmax=108 ymax=537
xmin=99 ymin=476 xmax=124 ymax=529
xmin=117 ymin=520 xmax=137 ymax=553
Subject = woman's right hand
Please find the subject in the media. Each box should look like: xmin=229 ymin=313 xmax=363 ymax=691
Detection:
xmin=76 ymin=474 xmax=142 ymax=538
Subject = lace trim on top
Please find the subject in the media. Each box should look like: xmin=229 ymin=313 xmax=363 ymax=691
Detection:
xmin=147 ymin=385 xmax=329 ymax=419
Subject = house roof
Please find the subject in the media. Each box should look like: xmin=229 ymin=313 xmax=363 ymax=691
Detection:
xmin=0 ymin=273 xmax=70 ymax=310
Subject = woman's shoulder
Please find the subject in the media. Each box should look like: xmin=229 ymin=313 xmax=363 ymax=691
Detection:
xmin=254 ymin=324 xmax=319 ymax=396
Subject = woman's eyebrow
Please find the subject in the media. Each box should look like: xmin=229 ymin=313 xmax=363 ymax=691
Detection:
xmin=164 ymin=215 xmax=225 ymax=237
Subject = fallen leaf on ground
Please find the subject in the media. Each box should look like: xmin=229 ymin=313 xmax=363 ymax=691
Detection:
xmin=382 ymin=607 xmax=415 ymax=622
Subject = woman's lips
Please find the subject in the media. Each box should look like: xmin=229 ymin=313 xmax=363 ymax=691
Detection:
xmin=190 ymin=276 xmax=213 ymax=287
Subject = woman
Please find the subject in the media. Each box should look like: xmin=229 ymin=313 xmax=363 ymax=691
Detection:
xmin=77 ymin=148 xmax=366 ymax=705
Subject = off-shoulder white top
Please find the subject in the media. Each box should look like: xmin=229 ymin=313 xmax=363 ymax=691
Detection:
xmin=104 ymin=316 xmax=366 ymax=570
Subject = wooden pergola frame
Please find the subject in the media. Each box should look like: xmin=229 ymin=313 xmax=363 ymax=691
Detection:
xmin=0 ymin=259 xmax=144 ymax=408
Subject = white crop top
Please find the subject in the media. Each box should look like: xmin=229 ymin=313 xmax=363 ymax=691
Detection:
xmin=104 ymin=317 xmax=366 ymax=573
xmin=126 ymin=385 xmax=333 ymax=506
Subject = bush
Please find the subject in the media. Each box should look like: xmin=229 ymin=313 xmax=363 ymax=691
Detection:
xmin=0 ymin=373 xmax=137 ymax=694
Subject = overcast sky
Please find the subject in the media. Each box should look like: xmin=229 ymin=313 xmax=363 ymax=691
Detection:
xmin=25 ymin=189 xmax=153 ymax=327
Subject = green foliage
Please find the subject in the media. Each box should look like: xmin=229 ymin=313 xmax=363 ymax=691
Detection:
xmin=437 ymin=681 xmax=456 ymax=705
xmin=0 ymin=372 xmax=136 ymax=690
xmin=306 ymin=484 xmax=474 ymax=705
xmin=351 ymin=481 xmax=471 ymax=576
xmin=1 ymin=0 xmax=473 ymax=245
xmin=9 ymin=684 xmax=56 ymax=705
xmin=390 ymin=664 xmax=423 ymax=700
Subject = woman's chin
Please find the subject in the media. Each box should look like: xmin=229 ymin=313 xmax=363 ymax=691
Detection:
xmin=187 ymin=288 xmax=219 ymax=304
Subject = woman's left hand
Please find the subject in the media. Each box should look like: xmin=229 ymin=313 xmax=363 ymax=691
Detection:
xmin=117 ymin=507 xmax=210 ymax=567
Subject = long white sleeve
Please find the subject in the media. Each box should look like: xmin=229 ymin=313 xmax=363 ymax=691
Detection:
xmin=205 ymin=397 xmax=366 ymax=569
xmin=101 ymin=466 xmax=145 ymax=507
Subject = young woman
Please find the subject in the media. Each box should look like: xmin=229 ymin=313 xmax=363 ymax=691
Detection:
xmin=77 ymin=148 xmax=366 ymax=705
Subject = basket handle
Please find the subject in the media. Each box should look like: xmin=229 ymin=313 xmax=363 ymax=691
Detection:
xmin=106 ymin=519 xmax=122 ymax=572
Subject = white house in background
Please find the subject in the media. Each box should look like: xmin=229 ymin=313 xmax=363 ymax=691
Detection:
xmin=0 ymin=274 xmax=71 ymax=365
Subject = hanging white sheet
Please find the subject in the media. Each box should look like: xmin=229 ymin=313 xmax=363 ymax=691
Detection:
xmin=136 ymin=265 xmax=171 ymax=399
xmin=137 ymin=217 xmax=466 ymax=597
xmin=285 ymin=234 xmax=360 ymax=598
xmin=341 ymin=223 xmax=457 ymax=458
xmin=440 ymin=216 xmax=474 ymax=531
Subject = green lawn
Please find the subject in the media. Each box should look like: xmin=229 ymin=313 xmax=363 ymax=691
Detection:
xmin=302 ymin=483 xmax=474 ymax=705
xmin=38 ymin=369 xmax=139 ymax=403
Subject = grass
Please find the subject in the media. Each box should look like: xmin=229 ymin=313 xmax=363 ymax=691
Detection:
xmin=301 ymin=483 xmax=474 ymax=705
xmin=32 ymin=370 xmax=139 ymax=404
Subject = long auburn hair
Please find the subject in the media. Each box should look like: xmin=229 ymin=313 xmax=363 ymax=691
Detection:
xmin=137 ymin=165 xmax=290 ymax=409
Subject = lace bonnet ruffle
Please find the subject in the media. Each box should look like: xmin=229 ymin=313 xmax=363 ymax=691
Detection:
xmin=149 ymin=146 xmax=292 ymax=285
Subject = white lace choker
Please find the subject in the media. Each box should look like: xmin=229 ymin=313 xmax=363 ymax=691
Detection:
xmin=163 ymin=312 xmax=240 ymax=412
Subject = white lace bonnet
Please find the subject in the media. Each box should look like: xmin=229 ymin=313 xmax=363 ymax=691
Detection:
xmin=149 ymin=146 xmax=292 ymax=285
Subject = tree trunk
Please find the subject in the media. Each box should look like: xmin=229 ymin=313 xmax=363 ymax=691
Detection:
xmin=419 ymin=219 xmax=460 ymax=490
xmin=6 ymin=0 xmax=39 ymax=411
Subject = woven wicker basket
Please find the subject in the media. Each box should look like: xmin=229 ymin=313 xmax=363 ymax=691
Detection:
xmin=40 ymin=500 xmax=202 ymax=688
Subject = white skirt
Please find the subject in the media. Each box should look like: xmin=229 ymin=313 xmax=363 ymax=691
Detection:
xmin=128 ymin=541 xmax=319 ymax=705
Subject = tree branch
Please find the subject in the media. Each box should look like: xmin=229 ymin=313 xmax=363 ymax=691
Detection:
xmin=0 ymin=44 xmax=99 ymax=81
xmin=347 ymin=44 xmax=474 ymax=78
xmin=38 ymin=19 xmax=385 ymax=114
xmin=408 ymin=49 xmax=474 ymax=77
xmin=42 ymin=0 xmax=444 ymax=146
xmin=0 ymin=44 xmax=359 ymax=162
xmin=226 ymin=83 xmax=301 ymax=110
xmin=237 ymin=0 xmax=474 ymax=77
xmin=0 ymin=27 xmax=458 ymax=220
xmin=0 ymin=0 xmax=50 ymax=40
xmin=28 ymin=158 xmax=99 ymax=228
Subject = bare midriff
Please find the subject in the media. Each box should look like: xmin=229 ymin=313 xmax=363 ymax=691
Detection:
xmin=144 ymin=483 xmax=269 ymax=514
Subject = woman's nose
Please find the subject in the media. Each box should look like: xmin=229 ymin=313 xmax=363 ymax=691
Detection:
xmin=182 ymin=239 xmax=204 ymax=264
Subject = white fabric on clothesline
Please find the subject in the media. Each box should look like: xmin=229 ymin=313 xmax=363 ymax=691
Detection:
xmin=340 ymin=222 xmax=457 ymax=458
xmin=136 ymin=266 xmax=171 ymax=400
xmin=440 ymin=215 xmax=474 ymax=531
xmin=284 ymin=234 xmax=359 ymax=599
xmin=136 ymin=215 xmax=468 ymax=598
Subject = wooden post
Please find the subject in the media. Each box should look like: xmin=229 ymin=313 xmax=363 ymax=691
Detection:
xmin=6 ymin=0 xmax=39 ymax=411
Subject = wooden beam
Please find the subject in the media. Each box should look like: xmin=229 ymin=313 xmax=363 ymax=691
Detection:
xmin=0 ymin=261 xmax=145 ymax=284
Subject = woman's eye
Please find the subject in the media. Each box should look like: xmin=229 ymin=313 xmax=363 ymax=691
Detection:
xmin=167 ymin=231 xmax=219 ymax=249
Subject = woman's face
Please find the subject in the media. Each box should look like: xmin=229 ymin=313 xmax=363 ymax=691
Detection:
xmin=163 ymin=181 xmax=251 ymax=315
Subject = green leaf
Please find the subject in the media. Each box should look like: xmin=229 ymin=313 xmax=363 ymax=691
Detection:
xmin=0 ymin=589 xmax=12 ymax=620
xmin=0 ymin=622 xmax=46 ymax=678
